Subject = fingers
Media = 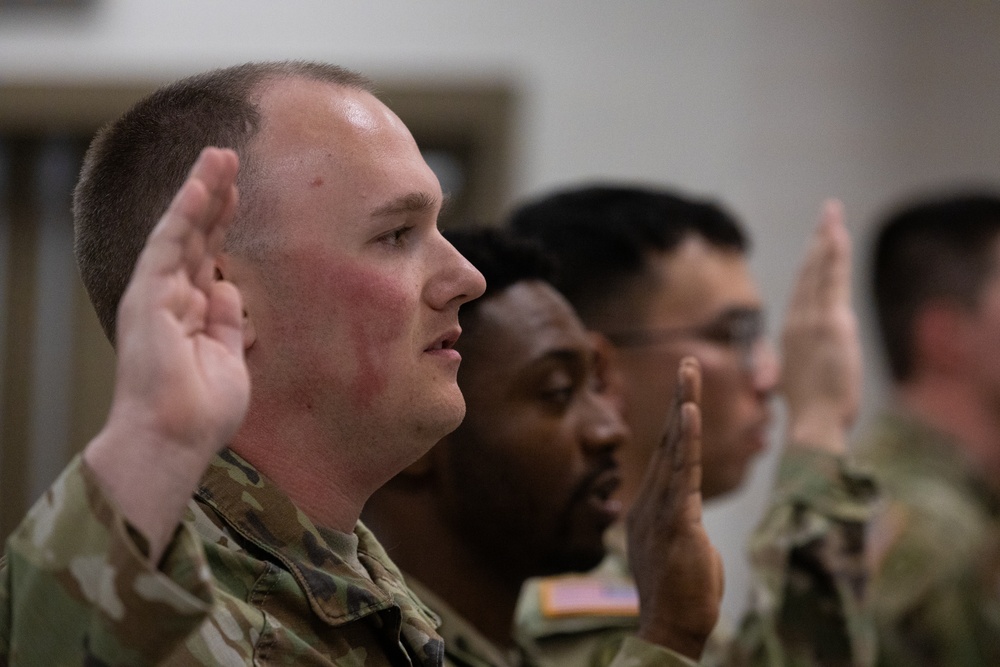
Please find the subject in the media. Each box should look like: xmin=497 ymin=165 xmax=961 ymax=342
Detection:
xmin=683 ymin=356 xmax=701 ymax=406
xmin=627 ymin=356 xmax=715 ymax=656
xmin=666 ymin=357 xmax=701 ymax=467
xmin=205 ymin=281 xmax=246 ymax=356
xmin=789 ymin=207 xmax=826 ymax=311
xmin=637 ymin=356 xmax=701 ymax=503
xmin=679 ymin=401 xmax=704 ymax=522
xmin=141 ymin=147 xmax=239 ymax=285
xmin=819 ymin=199 xmax=852 ymax=311
xmin=780 ymin=199 xmax=861 ymax=451
xmin=798 ymin=199 xmax=850 ymax=309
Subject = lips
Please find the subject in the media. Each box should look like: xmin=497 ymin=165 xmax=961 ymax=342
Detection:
xmin=425 ymin=327 xmax=461 ymax=353
xmin=585 ymin=467 xmax=623 ymax=522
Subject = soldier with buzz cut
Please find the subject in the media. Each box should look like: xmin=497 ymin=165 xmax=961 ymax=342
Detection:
xmin=1 ymin=61 xmax=485 ymax=666
xmin=858 ymin=192 xmax=1000 ymax=666
xmin=1 ymin=62 xmax=723 ymax=666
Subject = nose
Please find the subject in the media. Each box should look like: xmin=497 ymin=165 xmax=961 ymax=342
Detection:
xmin=429 ymin=233 xmax=487 ymax=309
xmin=580 ymin=391 xmax=629 ymax=456
xmin=749 ymin=338 xmax=780 ymax=394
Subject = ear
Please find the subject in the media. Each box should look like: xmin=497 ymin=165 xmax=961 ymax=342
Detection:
xmin=912 ymin=301 xmax=969 ymax=376
xmin=215 ymin=254 xmax=256 ymax=351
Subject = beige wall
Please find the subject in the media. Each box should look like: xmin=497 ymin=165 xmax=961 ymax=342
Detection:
xmin=2 ymin=0 xmax=999 ymax=619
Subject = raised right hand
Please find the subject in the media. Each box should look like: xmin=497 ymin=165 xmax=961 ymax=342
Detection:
xmin=780 ymin=199 xmax=860 ymax=454
xmin=627 ymin=357 xmax=723 ymax=660
xmin=83 ymin=147 xmax=250 ymax=562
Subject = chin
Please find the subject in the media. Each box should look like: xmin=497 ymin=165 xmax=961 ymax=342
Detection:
xmin=415 ymin=389 xmax=467 ymax=441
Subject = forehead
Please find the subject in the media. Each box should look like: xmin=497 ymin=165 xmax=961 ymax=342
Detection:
xmin=249 ymin=78 xmax=441 ymax=224
xmin=463 ymin=281 xmax=591 ymax=370
xmin=254 ymin=77 xmax=407 ymax=152
xmin=642 ymin=236 xmax=762 ymax=327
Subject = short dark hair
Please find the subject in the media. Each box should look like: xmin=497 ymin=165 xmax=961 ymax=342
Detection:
xmin=444 ymin=226 xmax=555 ymax=327
xmin=873 ymin=192 xmax=1000 ymax=382
xmin=73 ymin=60 xmax=372 ymax=344
xmin=506 ymin=184 xmax=748 ymax=325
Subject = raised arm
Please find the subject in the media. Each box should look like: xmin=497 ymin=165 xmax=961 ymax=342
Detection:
xmin=627 ymin=357 xmax=724 ymax=661
xmin=83 ymin=147 xmax=250 ymax=563
xmin=729 ymin=201 xmax=877 ymax=667
xmin=780 ymin=199 xmax=860 ymax=453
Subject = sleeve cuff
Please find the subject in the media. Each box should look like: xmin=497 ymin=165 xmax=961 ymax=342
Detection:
xmin=606 ymin=635 xmax=700 ymax=667
xmin=4 ymin=455 xmax=212 ymax=664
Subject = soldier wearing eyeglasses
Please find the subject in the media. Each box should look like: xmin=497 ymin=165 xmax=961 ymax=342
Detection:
xmin=508 ymin=186 xmax=877 ymax=667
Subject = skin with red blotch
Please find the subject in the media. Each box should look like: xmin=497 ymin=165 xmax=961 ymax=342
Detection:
xmin=217 ymin=77 xmax=485 ymax=533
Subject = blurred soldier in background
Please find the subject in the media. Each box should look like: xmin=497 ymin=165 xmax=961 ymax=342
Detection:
xmin=859 ymin=192 xmax=1000 ymax=666
xmin=510 ymin=187 xmax=876 ymax=666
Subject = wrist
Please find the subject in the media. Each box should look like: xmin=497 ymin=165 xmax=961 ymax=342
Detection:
xmin=786 ymin=404 xmax=848 ymax=454
xmin=636 ymin=623 xmax=708 ymax=661
xmin=83 ymin=418 xmax=214 ymax=563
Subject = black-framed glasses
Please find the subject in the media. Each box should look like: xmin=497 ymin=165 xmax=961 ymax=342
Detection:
xmin=604 ymin=307 xmax=766 ymax=373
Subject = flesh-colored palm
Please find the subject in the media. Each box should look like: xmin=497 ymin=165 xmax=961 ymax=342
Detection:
xmin=781 ymin=200 xmax=861 ymax=452
xmin=627 ymin=357 xmax=724 ymax=660
xmin=112 ymin=147 xmax=249 ymax=453
xmin=84 ymin=147 xmax=249 ymax=562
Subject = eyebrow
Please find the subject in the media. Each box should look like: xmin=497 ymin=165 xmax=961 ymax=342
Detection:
xmin=371 ymin=191 xmax=441 ymax=218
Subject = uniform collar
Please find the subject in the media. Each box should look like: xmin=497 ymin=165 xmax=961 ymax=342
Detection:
xmin=196 ymin=449 xmax=441 ymax=632
xmin=405 ymin=575 xmax=518 ymax=667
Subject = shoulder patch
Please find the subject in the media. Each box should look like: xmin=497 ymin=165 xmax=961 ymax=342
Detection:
xmin=538 ymin=576 xmax=639 ymax=618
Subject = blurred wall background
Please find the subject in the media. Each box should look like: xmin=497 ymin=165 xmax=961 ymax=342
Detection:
xmin=2 ymin=0 xmax=999 ymax=622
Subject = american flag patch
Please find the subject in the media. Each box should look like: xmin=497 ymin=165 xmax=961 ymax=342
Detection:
xmin=538 ymin=576 xmax=639 ymax=618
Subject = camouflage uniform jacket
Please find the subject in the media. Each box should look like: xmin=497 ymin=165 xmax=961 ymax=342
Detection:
xmin=408 ymin=572 xmax=695 ymax=667
xmin=0 ymin=449 xmax=444 ymax=666
xmin=856 ymin=411 xmax=1000 ymax=666
xmin=515 ymin=448 xmax=878 ymax=667
xmin=405 ymin=575 xmax=519 ymax=667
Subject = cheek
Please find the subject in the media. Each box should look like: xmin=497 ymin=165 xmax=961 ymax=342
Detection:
xmin=514 ymin=419 xmax=582 ymax=495
xmin=290 ymin=252 xmax=414 ymax=409
xmin=692 ymin=353 xmax=744 ymax=431
xmin=480 ymin=413 xmax=573 ymax=486
xmin=700 ymin=368 xmax=731 ymax=418
xmin=620 ymin=353 xmax=680 ymax=429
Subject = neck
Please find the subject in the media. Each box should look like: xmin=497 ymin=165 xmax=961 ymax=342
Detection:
xmin=898 ymin=374 xmax=1000 ymax=486
xmin=231 ymin=435 xmax=363 ymax=534
xmin=363 ymin=489 xmax=523 ymax=650
xmin=233 ymin=394 xmax=405 ymax=534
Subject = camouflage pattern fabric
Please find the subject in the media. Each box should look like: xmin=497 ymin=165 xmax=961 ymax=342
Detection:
xmin=409 ymin=567 xmax=694 ymax=667
xmin=1 ymin=449 xmax=445 ymax=666
xmin=515 ymin=448 xmax=878 ymax=667
xmin=515 ymin=524 xmax=702 ymax=667
xmin=405 ymin=575 xmax=519 ymax=667
xmin=730 ymin=448 xmax=877 ymax=667
xmin=1 ymin=456 xmax=213 ymax=666
xmin=855 ymin=412 xmax=1000 ymax=667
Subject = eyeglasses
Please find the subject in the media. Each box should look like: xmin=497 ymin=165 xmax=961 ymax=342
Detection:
xmin=604 ymin=307 xmax=767 ymax=373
